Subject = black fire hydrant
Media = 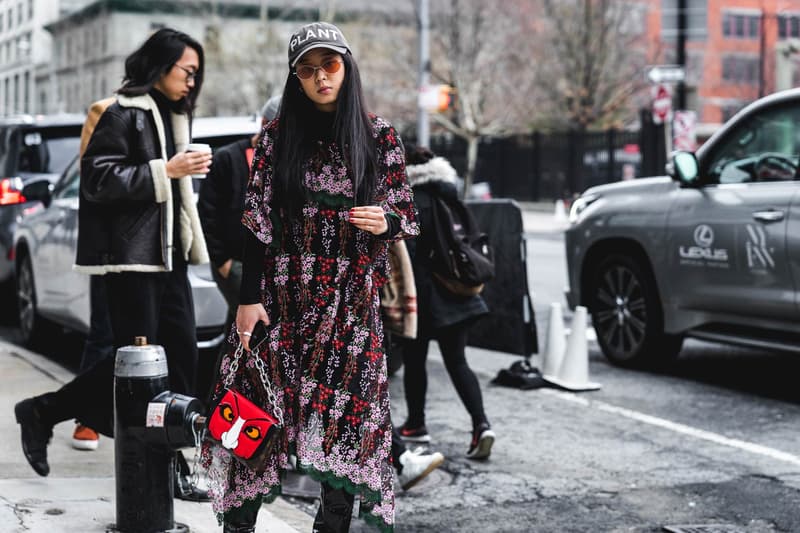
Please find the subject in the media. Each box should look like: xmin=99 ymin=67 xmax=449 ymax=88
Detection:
xmin=114 ymin=336 xmax=205 ymax=533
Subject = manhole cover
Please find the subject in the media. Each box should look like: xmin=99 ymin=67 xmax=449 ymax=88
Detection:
xmin=663 ymin=525 xmax=747 ymax=533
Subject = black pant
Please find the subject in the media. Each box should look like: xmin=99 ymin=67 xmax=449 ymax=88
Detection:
xmin=78 ymin=275 xmax=115 ymax=371
xmin=41 ymin=261 xmax=197 ymax=436
xmin=391 ymin=423 xmax=405 ymax=470
xmin=402 ymin=322 xmax=488 ymax=429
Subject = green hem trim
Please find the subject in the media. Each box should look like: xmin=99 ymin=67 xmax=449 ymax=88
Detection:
xmin=295 ymin=463 xmax=382 ymax=503
xmin=359 ymin=507 xmax=394 ymax=533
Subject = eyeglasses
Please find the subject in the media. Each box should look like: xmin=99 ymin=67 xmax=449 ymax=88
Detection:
xmin=294 ymin=59 xmax=343 ymax=80
xmin=174 ymin=64 xmax=198 ymax=83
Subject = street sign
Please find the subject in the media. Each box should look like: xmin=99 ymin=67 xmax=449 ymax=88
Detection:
xmin=651 ymin=84 xmax=672 ymax=125
xmin=647 ymin=65 xmax=686 ymax=84
xmin=673 ymin=110 xmax=697 ymax=151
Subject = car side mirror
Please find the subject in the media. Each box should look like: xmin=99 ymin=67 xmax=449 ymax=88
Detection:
xmin=672 ymin=151 xmax=700 ymax=186
xmin=22 ymin=180 xmax=53 ymax=207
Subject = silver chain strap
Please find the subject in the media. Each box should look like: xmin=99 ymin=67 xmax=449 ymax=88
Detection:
xmin=223 ymin=342 xmax=284 ymax=426
xmin=189 ymin=412 xmax=202 ymax=489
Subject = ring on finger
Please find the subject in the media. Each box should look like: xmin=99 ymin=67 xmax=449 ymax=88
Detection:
xmin=241 ymin=331 xmax=252 ymax=337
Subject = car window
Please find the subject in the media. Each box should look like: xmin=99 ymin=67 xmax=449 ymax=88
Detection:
xmin=705 ymin=102 xmax=800 ymax=185
xmin=16 ymin=127 xmax=80 ymax=175
xmin=52 ymin=157 xmax=80 ymax=200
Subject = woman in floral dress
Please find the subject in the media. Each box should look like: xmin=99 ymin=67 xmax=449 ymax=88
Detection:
xmin=203 ymin=22 xmax=418 ymax=533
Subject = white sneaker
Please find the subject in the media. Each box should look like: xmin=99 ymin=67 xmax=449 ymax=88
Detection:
xmin=397 ymin=449 xmax=445 ymax=491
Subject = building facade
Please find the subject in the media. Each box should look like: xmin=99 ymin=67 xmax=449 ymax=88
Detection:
xmin=0 ymin=0 xmax=66 ymax=115
xmin=655 ymin=0 xmax=800 ymax=124
xmin=41 ymin=0 xmax=414 ymax=117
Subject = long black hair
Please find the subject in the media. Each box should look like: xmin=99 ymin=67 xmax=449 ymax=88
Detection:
xmin=117 ymin=28 xmax=204 ymax=114
xmin=272 ymin=52 xmax=377 ymax=219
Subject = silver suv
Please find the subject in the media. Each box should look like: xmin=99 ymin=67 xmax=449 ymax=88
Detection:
xmin=565 ymin=88 xmax=800 ymax=366
xmin=0 ymin=115 xmax=83 ymax=288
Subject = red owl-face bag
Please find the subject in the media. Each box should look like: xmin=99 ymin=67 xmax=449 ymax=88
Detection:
xmin=206 ymin=337 xmax=284 ymax=470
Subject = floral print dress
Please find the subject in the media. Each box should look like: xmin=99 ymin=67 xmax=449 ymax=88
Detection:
xmin=202 ymin=115 xmax=418 ymax=532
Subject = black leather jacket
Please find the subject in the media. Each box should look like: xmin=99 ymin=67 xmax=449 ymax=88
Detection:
xmin=75 ymin=95 xmax=208 ymax=273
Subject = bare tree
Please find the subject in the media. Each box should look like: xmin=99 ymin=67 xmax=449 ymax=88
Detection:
xmin=537 ymin=0 xmax=652 ymax=131
xmin=426 ymin=0 xmax=540 ymax=196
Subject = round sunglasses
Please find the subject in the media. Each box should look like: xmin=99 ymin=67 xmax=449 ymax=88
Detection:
xmin=294 ymin=59 xmax=343 ymax=80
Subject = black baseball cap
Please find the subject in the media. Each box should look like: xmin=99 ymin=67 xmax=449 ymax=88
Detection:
xmin=288 ymin=22 xmax=351 ymax=67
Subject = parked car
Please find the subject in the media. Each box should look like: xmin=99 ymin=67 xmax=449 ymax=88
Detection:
xmin=565 ymin=88 xmax=800 ymax=367
xmin=13 ymin=115 xmax=260 ymax=349
xmin=0 ymin=115 xmax=84 ymax=288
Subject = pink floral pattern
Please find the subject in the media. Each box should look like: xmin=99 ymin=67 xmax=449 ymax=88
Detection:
xmin=203 ymin=115 xmax=418 ymax=532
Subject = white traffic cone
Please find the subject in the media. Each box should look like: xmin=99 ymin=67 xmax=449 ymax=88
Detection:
xmin=544 ymin=306 xmax=601 ymax=391
xmin=541 ymin=302 xmax=566 ymax=381
xmin=553 ymin=199 xmax=568 ymax=223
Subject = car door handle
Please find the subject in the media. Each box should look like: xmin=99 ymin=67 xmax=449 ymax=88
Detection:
xmin=752 ymin=210 xmax=785 ymax=223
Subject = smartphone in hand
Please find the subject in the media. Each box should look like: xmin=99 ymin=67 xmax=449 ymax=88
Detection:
xmin=247 ymin=321 xmax=270 ymax=353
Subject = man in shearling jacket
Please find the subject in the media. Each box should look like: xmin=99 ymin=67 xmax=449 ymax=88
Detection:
xmin=13 ymin=29 xmax=211 ymax=489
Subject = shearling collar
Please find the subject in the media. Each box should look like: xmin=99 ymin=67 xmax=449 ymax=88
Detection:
xmin=406 ymin=156 xmax=458 ymax=187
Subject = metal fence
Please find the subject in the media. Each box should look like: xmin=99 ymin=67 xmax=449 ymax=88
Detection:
xmin=405 ymin=129 xmax=643 ymax=201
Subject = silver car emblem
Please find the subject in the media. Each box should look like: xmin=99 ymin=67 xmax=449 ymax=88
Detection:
xmin=693 ymin=224 xmax=714 ymax=248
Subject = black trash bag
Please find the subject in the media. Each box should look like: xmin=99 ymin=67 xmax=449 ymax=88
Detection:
xmin=491 ymin=359 xmax=548 ymax=390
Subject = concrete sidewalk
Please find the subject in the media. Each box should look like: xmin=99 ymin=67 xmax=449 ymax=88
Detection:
xmin=0 ymin=339 xmax=312 ymax=533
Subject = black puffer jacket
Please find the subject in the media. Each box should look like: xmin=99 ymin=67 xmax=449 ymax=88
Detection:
xmin=76 ymin=94 xmax=208 ymax=273
xmin=406 ymin=156 xmax=488 ymax=332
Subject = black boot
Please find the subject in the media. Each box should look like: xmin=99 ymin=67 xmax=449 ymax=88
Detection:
xmin=312 ymin=483 xmax=355 ymax=533
xmin=223 ymin=497 xmax=260 ymax=532
xmin=223 ymin=523 xmax=255 ymax=533
xmin=14 ymin=397 xmax=54 ymax=477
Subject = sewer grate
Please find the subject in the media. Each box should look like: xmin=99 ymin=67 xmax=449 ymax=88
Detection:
xmin=663 ymin=525 xmax=747 ymax=533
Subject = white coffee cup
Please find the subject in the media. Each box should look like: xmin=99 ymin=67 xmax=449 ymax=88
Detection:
xmin=185 ymin=143 xmax=212 ymax=179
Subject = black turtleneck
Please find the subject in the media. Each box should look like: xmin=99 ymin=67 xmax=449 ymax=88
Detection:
xmin=149 ymin=88 xmax=183 ymax=261
xmin=309 ymin=107 xmax=336 ymax=142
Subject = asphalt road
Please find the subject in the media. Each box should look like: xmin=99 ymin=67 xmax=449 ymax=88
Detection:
xmin=2 ymin=232 xmax=800 ymax=532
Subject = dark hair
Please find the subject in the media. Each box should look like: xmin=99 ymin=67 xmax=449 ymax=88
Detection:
xmin=272 ymin=52 xmax=377 ymax=219
xmin=405 ymin=144 xmax=435 ymax=166
xmin=117 ymin=28 xmax=204 ymax=114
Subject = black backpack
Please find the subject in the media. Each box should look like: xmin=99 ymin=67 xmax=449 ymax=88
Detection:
xmin=428 ymin=194 xmax=495 ymax=296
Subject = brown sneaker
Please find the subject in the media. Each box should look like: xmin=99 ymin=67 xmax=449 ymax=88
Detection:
xmin=72 ymin=424 xmax=99 ymax=451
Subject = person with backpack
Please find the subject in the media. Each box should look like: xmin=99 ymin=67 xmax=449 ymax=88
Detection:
xmin=398 ymin=145 xmax=496 ymax=460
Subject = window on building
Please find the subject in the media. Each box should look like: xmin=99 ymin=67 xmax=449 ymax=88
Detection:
xmin=13 ymin=74 xmax=19 ymax=113
xmin=17 ymin=2 xmax=22 ymax=25
xmin=8 ymin=8 xmax=13 ymax=29
xmin=722 ymin=11 xmax=761 ymax=39
xmin=23 ymin=71 xmax=29 ymax=113
xmin=722 ymin=55 xmax=760 ymax=84
xmin=28 ymin=0 xmax=32 ymax=20
xmin=1 ymin=13 xmax=4 ymax=30
xmin=779 ymin=14 xmax=800 ymax=39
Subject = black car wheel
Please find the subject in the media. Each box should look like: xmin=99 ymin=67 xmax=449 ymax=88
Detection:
xmin=589 ymin=253 xmax=682 ymax=367
xmin=16 ymin=253 xmax=47 ymax=348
